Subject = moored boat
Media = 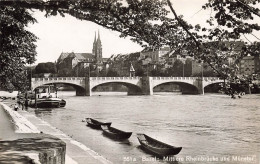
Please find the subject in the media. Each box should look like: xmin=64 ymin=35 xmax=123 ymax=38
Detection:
xmin=86 ymin=118 xmax=112 ymax=129
xmin=101 ymin=125 xmax=132 ymax=140
xmin=137 ymin=133 xmax=182 ymax=157
xmin=28 ymin=98 xmax=66 ymax=108
xmin=26 ymin=85 xmax=66 ymax=108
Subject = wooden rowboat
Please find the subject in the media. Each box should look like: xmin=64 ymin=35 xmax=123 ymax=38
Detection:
xmin=137 ymin=133 xmax=182 ymax=157
xmin=86 ymin=118 xmax=112 ymax=129
xmin=101 ymin=125 xmax=132 ymax=140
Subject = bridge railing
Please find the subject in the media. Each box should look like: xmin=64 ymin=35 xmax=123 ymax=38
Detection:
xmin=152 ymin=77 xmax=198 ymax=80
xmin=203 ymin=77 xmax=222 ymax=81
xmin=152 ymin=77 xmax=221 ymax=81
xmin=33 ymin=77 xmax=86 ymax=81
xmin=153 ymin=77 xmax=221 ymax=81
xmin=33 ymin=76 xmax=222 ymax=82
xmin=90 ymin=77 xmax=141 ymax=80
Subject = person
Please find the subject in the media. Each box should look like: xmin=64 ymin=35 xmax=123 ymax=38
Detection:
xmin=14 ymin=104 xmax=19 ymax=111
xmin=25 ymin=99 xmax=28 ymax=110
xmin=21 ymin=101 xmax=24 ymax=110
xmin=17 ymin=99 xmax=21 ymax=107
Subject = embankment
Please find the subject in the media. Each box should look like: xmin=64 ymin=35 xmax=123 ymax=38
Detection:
xmin=0 ymin=102 xmax=66 ymax=164
xmin=0 ymin=101 xmax=112 ymax=164
xmin=0 ymin=103 xmax=40 ymax=133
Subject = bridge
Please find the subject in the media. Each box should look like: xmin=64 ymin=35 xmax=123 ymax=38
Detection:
xmin=31 ymin=76 xmax=224 ymax=96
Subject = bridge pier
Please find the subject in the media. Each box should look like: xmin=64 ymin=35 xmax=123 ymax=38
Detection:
xmin=140 ymin=77 xmax=153 ymax=95
xmin=84 ymin=77 xmax=92 ymax=96
xmin=195 ymin=78 xmax=204 ymax=95
xmin=127 ymin=87 xmax=143 ymax=95
xmin=76 ymin=89 xmax=86 ymax=96
xmin=125 ymin=77 xmax=153 ymax=95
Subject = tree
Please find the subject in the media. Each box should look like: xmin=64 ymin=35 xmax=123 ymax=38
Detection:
xmin=0 ymin=5 xmax=37 ymax=91
xmin=184 ymin=58 xmax=192 ymax=77
xmin=135 ymin=68 xmax=145 ymax=77
xmin=1 ymin=0 xmax=260 ymax=97
xmin=58 ymin=68 xmax=72 ymax=77
xmin=107 ymin=69 xmax=119 ymax=77
xmin=166 ymin=59 xmax=183 ymax=76
xmin=35 ymin=62 xmax=57 ymax=74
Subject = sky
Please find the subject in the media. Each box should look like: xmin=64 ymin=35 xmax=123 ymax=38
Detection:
xmin=27 ymin=0 xmax=259 ymax=64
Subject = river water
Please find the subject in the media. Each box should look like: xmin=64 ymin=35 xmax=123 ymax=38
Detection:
xmin=25 ymin=92 xmax=260 ymax=164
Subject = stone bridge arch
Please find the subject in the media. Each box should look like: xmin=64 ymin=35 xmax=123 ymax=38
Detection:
xmin=153 ymin=81 xmax=200 ymax=94
xmin=91 ymin=82 xmax=143 ymax=95
xmin=203 ymin=78 xmax=225 ymax=93
xmin=203 ymin=78 xmax=224 ymax=89
xmin=151 ymin=77 xmax=202 ymax=94
xmin=31 ymin=77 xmax=87 ymax=96
xmin=88 ymin=77 xmax=143 ymax=96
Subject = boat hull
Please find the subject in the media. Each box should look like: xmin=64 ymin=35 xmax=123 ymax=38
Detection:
xmin=101 ymin=125 xmax=132 ymax=140
xmin=86 ymin=118 xmax=112 ymax=129
xmin=28 ymin=98 xmax=66 ymax=108
xmin=137 ymin=134 xmax=182 ymax=157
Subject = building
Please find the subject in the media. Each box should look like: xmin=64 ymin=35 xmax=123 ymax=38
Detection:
xmin=140 ymin=47 xmax=170 ymax=63
xmin=191 ymin=61 xmax=213 ymax=76
xmin=191 ymin=41 xmax=245 ymax=76
xmin=56 ymin=31 xmax=106 ymax=76
xmin=57 ymin=52 xmax=94 ymax=73
xmin=239 ymin=55 xmax=260 ymax=75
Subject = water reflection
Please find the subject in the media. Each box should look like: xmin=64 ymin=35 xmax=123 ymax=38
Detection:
xmin=34 ymin=108 xmax=53 ymax=117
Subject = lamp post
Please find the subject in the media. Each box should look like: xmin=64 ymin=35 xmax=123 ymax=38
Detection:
xmin=88 ymin=64 xmax=90 ymax=78
xmin=147 ymin=63 xmax=149 ymax=77
xmin=183 ymin=62 xmax=185 ymax=77
xmin=201 ymin=62 xmax=204 ymax=79
xmin=198 ymin=62 xmax=204 ymax=95
xmin=180 ymin=58 xmax=186 ymax=77
xmin=201 ymin=62 xmax=204 ymax=95
xmin=30 ymin=63 xmax=32 ymax=91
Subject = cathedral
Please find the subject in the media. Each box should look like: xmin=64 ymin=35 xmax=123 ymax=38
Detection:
xmin=57 ymin=31 xmax=107 ymax=75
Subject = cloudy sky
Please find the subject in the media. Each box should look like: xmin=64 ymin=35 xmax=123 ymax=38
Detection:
xmin=27 ymin=0 xmax=259 ymax=64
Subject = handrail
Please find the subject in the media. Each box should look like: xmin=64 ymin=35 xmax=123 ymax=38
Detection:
xmin=32 ymin=76 xmax=222 ymax=81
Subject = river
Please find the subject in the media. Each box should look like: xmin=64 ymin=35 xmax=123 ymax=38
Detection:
xmin=25 ymin=92 xmax=260 ymax=164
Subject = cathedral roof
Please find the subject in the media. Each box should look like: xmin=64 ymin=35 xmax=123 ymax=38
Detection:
xmin=74 ymin=53 xmax=94 ymax=60
xmin=58 ymin=52 xmax=95 ymax=63
xmin=57 ymin=52 xmax=70 ymax=63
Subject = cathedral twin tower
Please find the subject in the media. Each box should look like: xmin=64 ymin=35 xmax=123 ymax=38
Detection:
xmin=92 ymin=31 xmax=102 ymax=63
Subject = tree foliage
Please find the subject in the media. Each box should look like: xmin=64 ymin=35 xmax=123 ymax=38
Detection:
xmin=35 ymin=62 xmax=57 ymax=74
xmin=1 ymin=0 xmax=260 ymax=97
xmin=0 ymin=5 xmax=37 ymax=91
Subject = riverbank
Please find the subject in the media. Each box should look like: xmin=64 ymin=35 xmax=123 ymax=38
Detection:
xmin=0 ymin=101 xmax=66 ymax=164
xmin=0 ymin=99 xmax=112 ymax=164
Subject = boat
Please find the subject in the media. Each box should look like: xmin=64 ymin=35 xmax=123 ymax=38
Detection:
xmin=28 ymin=98 xmax=66 ymax=108
xmin=85 ymin=118 xmax=112 ymax=129
xmin=101 ymin=125 xmax=132 ymax=140
xmin=137 ymin=133 xmax=182 ymax=157
xmin=26 ymin=85 xmax=66 ymax=108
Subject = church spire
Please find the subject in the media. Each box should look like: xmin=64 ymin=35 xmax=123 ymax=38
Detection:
xmin=92 ymin=32 xmax=97 ymax=56
xmin=97 ymin=30 xmax=101 ymax=43
xmin=94 ymin=31 xmax=96 ymax=43
xmin=92 ymin=30 xmax=102 ymax=63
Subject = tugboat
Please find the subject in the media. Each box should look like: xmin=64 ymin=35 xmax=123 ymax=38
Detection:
xmin=27 ymin=85 xmax=66 ymax=108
